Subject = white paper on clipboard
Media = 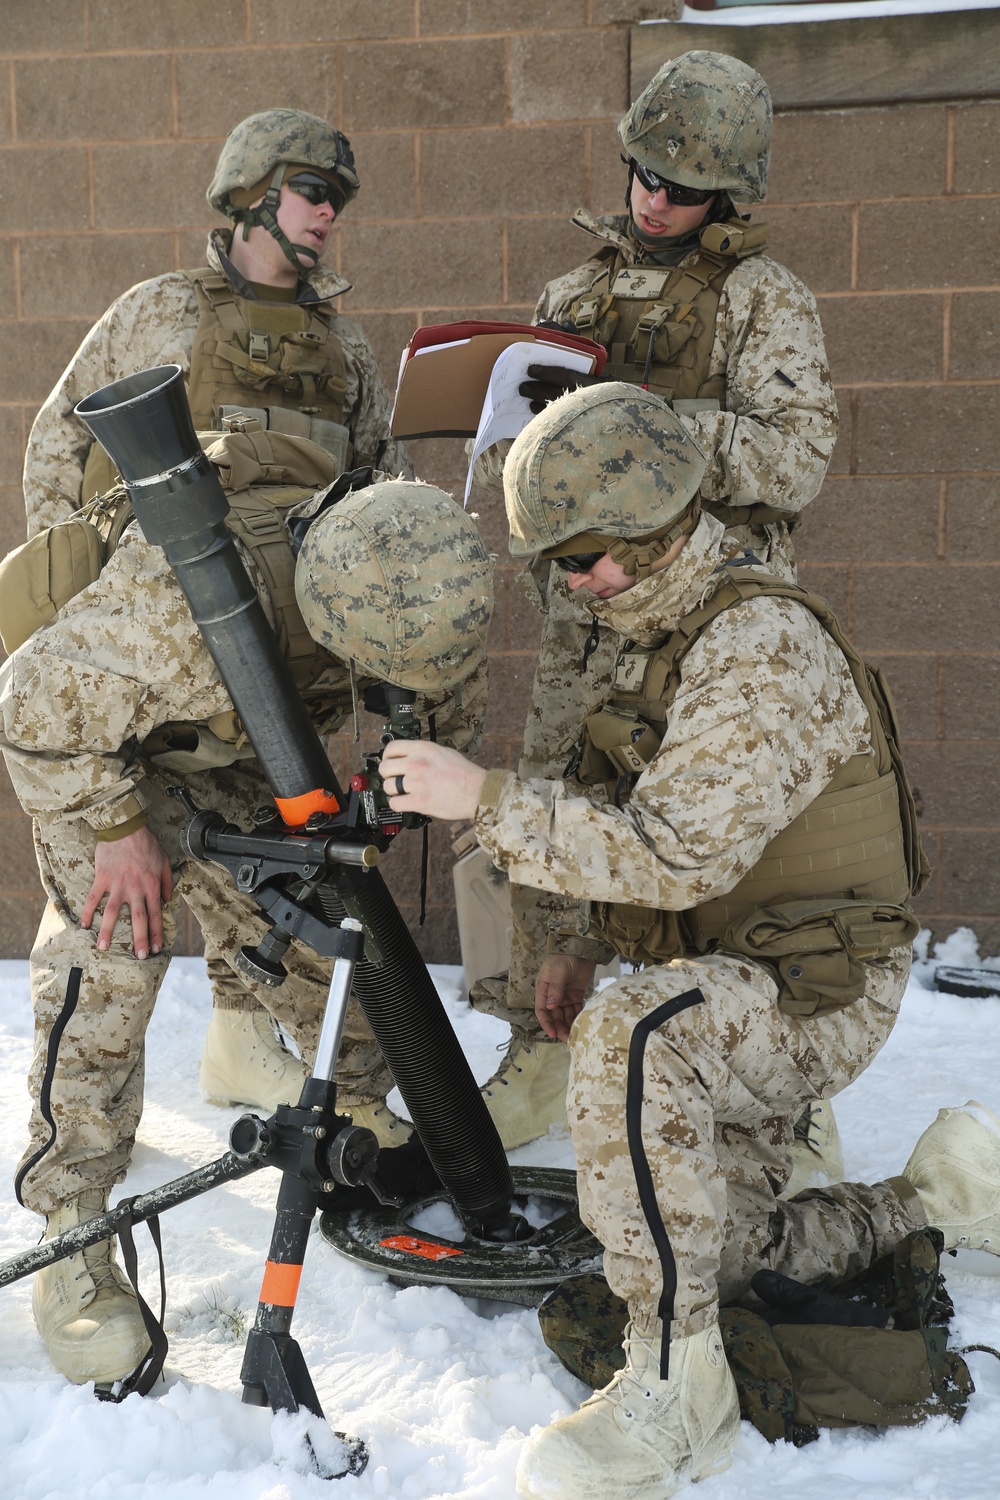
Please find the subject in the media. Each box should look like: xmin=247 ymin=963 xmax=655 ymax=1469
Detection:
xmin=463 ymin=342 xmax=597 ymax=505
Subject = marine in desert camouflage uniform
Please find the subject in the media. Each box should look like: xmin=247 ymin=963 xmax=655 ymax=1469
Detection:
xmin=20 ymin=109 xmax=414 ymax=1123
xmin=468 ymin=53 xmax=841 ymax=1172
xmin=380 ymin=385 xmax=968 ymax=1499
xmin=0 ymin=469 xmax=492 ymax=1388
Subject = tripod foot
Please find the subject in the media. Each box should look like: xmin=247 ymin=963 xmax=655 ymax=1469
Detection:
xmin=272 ymin=1408 xmax=369 ymax=1480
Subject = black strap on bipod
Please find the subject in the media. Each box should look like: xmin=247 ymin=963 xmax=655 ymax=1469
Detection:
xmin=95 ymin=1199 xmax=169 ymax=1401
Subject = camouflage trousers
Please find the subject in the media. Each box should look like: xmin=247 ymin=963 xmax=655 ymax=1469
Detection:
xmin=17 ymin=763 xmax=392 ymax=1216
xmin=567 ymin=947 xmax=925 ymax=1342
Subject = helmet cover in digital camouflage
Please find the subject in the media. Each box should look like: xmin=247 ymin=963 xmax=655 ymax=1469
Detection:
xmin=619 ymin=50 xmax=771 ymax=205
xmin=295 ymin=480 xmax=493 ymax=692
xmin=208 ymin=108 xmax=360 ymax=217
xmin=504 ymin=383 xmax=706 ymax=563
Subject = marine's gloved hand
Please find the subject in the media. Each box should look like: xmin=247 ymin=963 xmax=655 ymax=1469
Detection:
xmin=518 ymin=363 xmax=605 ymax=414
xmin=751 ymin=1269 xmax=892 ymax=1328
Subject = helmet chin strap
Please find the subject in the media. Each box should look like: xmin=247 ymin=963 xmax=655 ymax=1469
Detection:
xmin=238 ymin=162 xmax=319 ymax=270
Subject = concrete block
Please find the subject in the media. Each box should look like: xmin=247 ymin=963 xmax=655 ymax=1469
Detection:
xmin=14 ymin=56 xmax=171 ymax=142
xmin=948 ymin=292 xmax=1000 ymax=382
xmin=856 ymin=385 xmax=1000 ymax=474
xmin=420 ymin=0 xmax=587 ymax=30
xmin=945 ymin=476 xmax=1000 ymax=562
xmin=176 ymin=47 xmax=337 ymax=140
xmin=93 ymin=143 xmax=221 ymax=231
xmin=88 ymin=0 xmax=245 ymax=47
xmin=762 ymin=204 xmax=853 ymax=295
xmin=953 ymin=102 xmax=1000 ymax=195
xmin=0 ymin=321 xmax=92 ymax=404
xmin=348 ymin=133 xmax=417 ymax=221
xmin=858 ymin=198 xmax=1000 ymax=291
xmin=343 ymin=39 xmax=505 ymax=130
xmin=251 ymin=0 xmax=415 ymax=42
xmin=820 ymin=292 xmax=943 ymax=386
xmin=769 ymin=105 xmax=947 ymax=204
xmin=420 ymin=126 xmax=586 ymax=219
xmin=794 ymin=475 xmax=940 ymax=564
xmin=853 ymin=564 xmax=1000 ymax=653
xmin=510 ymin=30 xmax=628 ymax=124
xmin=0 ymin=147 xmax=90 ymax=232
xmin=20 ymin=234 xmax=175 ymax=319
xmin=338 ymin=219 xmax=503 ymax=309
xmin=1 ymin=2 xmax=86 ymax=53
xmin=506 ymin=216 xmax=595 ymax=306
xmin=943 ymin=655 xmax=1000 ymax=741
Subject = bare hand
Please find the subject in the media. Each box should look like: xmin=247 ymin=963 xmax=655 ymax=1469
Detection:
xmin=80 ymin=825 xmax=174 ymax=960
xmin=535 ymin=953 xmax=596 ymax=1042
xmin=380 ymin=740 xmax=488 ymax=822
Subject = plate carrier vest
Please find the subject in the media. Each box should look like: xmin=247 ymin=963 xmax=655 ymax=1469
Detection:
xmin=573 ymin=569 xmax=929 ymax=1016
xmin=81 ymin=266 xmax=352 ymax=503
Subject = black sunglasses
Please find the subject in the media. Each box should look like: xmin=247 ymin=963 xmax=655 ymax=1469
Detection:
xmin=554 ymin=550 xmax=606 ymax=574
xmin=624 ymin=156 xmax=716 ymax=207
xmin=286 ymin=172 xmax=343 ymax=210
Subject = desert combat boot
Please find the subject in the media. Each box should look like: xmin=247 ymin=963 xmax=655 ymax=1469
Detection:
xmin=200 ymin=1005 xmax=306 ymax=1114
xmin=903 ymin=1098 xmax=1000 ymax=1252
xmin=516 ymin=1320 xmax=739 ymax=1500
xmin=32 ymin=1189 xmax=151 ymax=1385
xmin=481 ymin=1036 xmax=570 ymax=1150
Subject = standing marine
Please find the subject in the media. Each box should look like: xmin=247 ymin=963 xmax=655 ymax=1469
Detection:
xmin=20 ymin=109 xmax=415 ymax=1128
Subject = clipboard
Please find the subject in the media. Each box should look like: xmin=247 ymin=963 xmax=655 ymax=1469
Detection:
xmin=390 ymin=320 xmax=606 ymax=439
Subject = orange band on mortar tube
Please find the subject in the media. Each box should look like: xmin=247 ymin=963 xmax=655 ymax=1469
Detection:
xmin=274 ymin=788 xmax=341 ymax=827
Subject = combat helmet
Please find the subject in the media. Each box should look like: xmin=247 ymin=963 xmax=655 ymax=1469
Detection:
xmin=504 ymin=384 xmax=706 ymax=579
xmin=620 ymin=50 xmax=771 ymax=206
xmin=207 ymin=108 xmax=360 ymax=269
xmin=295 ymin=480 xmax=493 ymax=692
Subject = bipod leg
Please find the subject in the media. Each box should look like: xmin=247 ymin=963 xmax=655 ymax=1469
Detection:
xmin=241 ymin=1171 xmax=368 ymax=1479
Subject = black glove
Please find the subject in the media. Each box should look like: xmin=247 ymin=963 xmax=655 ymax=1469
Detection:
xmin=750 ymin=1269 xmax=892 ymax=1328
xmin=518 ymin=363 xmax=605 ymax=414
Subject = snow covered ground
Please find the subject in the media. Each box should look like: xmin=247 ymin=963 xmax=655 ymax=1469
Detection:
xmin=1 ymin=930 xmax=999 ymax=1500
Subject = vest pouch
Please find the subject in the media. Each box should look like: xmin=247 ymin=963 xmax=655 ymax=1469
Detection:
xmin=579 ymin=708 xmax=661 ymax=780
xmin=140 ymin=721 xmax=257 ymax=774
xmin=0 ymin=510 xmax=107 ymax=654
xmin=217 ymin=405 xmax=351 ymax=474
xmin=588 ymin=899 xmax=687 ymax=966
xmin=722 ymin=898 xmax=920 ymax=1017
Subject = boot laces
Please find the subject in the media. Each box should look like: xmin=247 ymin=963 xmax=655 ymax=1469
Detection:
xmin=484 ymin=1039 xmax=532 ymax=1092
xmin=591 ymin=1324 xmax=660 ymax=1423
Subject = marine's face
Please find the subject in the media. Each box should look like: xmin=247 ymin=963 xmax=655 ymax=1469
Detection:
xmin=629 ymin=171 xmax=716 ymax=241
xmin=563 ymin=552 xmax=636 ymax=600
xmin=276 ymin=177 xmax=336 ymax=264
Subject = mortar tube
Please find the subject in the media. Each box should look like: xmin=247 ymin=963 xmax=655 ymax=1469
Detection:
xmin=74 ymin=365 xmax=341 ymax=825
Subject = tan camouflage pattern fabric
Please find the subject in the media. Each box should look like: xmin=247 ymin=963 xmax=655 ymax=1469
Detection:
xmin=474 ymin=515 xmax=920 ymax=1332
xmin=504 ymin=384 xmax=706 ymax=560
xmin=478 ymin=207 xmax=839 ymax=1026
xmin=535 ymin=214 xmax=838 ymax=529
xmin=22 ymin=229 xmax=412 ymax=536
xmin=0 ymin=522 xmax=486 ymax=1210
xmin=620 ymin=51 xmax=772 ymax=204
xmin=476 ymin=513 xmax=868 ymax=920
xmin=566 ymin=948 xmax=922 ymax=1339
xmin=19 ymin=766 xmax=389 ymax=1215
xmin=207 ymin=108 xmax=359 ymax=213
xmin=296 ymin=480 xmax=493 ymax=693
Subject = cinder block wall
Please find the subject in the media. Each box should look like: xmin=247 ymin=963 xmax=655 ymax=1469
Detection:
xmin=1 ymin=4 xmax=997 ymax=961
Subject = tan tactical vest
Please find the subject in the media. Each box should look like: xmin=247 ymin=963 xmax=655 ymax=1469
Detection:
xmin=575 ymin=571 xmax=928 ymax=1016
xmin=569 ymin=220 xmax=769 ymax=407
xmin=81 ymin=267 xmax=352 ymax=503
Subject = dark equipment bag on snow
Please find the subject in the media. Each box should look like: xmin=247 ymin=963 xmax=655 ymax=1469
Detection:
xmin=537 ymin=1228 xmax=974 ymax=1446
